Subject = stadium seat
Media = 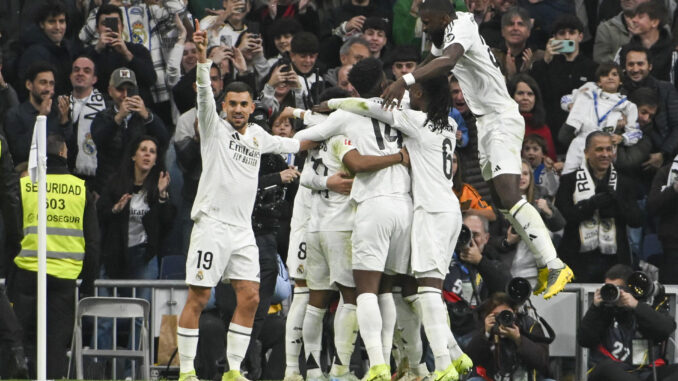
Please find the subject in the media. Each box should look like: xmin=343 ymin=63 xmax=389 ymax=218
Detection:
xmin=69 ymin=297 xmax=151 ymax=380
xmin=642 ymin=233 xmax=663 ymax=262
xmin=160 ymin=255 xmax=187 ymax=280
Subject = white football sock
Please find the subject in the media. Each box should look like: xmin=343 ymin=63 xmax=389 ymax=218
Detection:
xmin=302 ymin=304 xmax=326 ymax=379
xmin=332 ymin=301 xmax=358 ymax=376
xmin=177 ymin=326 xmax=199 ymax=373
xmin=416 ymin=287 xmax=452 ymax=371
xmin=226 ymin=323 xmax=252 ymax=372
xmin=357 ymin=293 xmax=386 ymax=366
xmin=504 ymin=199 xmax=561 ymax=269
xmin=396 ymin=294 xmax=423 ymax=372
xmin=378 ymin=293 xmax=396 ymax=367
xmin=285 ymin=287 xmax=309 ymax=376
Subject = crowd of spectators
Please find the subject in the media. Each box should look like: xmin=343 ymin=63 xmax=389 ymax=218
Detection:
xmin=3 ymin=0 xmax=678 ymax=380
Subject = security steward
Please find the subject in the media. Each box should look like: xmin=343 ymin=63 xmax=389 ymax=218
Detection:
xmin=0 ymin=133 xmax=29 ymax=379
xmin=7 ymin=133 xmax=100 ymax=379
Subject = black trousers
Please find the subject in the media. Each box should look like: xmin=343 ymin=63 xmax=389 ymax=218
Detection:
xmin=589 ymin=359 xmax=678 ymax=381
xmin=7 ymin=268 xmax=76 ymax=379
xmin=0 ymin=286 xmax=23 ymax=348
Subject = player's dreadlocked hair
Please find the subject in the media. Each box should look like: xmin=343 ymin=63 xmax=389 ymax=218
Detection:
xmin=419 ymin=0 xmax=454 ymax=14
xmin=420 ymin=75 xmax=453 ymax=133
xmin=348 ymin=57 xmax=386 ymax=98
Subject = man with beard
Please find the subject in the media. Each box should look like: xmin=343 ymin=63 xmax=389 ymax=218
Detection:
xmin=382 ymin=0 xmax=572 ymax=299
xmin=3 ymin=61 xmax=72 ymax=164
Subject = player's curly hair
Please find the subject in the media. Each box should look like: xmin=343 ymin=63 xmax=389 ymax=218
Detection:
xmin=348 ymin=57 xmax=386 ymax=98
xmin=419 ymin=0 xmax=454 ymax=14
xmin=419 ymin=75 xmax=453 ymax=133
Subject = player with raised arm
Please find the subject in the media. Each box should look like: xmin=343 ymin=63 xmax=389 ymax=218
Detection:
xmin=381 ymin=0 xmax=572 ymax=299
xmin=322 ymin=74 xmax=473 ymax=381
xmin=294 ymin=58 xmax=413 ymax=381
xmin=176 ymin=20 xmax=313 ymax=381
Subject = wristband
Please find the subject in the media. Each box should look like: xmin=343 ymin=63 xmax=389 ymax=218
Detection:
xmin=399 ymin=152 xmax=404 ymax=163
xmin=402 ymin=73 xmax=416 ymax=87
xmin=292 ymin=108 xmax=303 ymax=119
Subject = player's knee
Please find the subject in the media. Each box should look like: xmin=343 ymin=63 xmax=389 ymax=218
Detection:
xmin=238 ymin=287 xmax=260 ymax=311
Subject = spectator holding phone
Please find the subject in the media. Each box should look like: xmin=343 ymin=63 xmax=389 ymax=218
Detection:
xmin=91 ymin=67 xmax=168 ymax=195
xmin=85 ymin=4 xmax=157 ymax=108
xmin=530 ymin=14 xmax=597 ymax=154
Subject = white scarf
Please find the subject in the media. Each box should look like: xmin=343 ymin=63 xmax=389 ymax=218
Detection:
xmin=664 ymin=154 xmax=678 ymax=190
xmin=573 ymin=159 xmax=618 ymax=254
xmin=70 ymin=89 xmax=106 ymax=177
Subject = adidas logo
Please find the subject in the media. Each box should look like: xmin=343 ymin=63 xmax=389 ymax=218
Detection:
xmin=528 ymin=234 xmax=537 ymax=241
xmin=494 ymin=164 xmax=501 ymax=172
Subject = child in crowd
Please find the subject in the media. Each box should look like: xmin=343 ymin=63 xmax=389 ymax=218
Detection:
xmin=522 ymin=134 xmax=560 ymax=199
xmin=560 ymin=63 xmax=640 ymax=174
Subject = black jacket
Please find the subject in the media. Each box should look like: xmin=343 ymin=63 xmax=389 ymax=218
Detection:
xmin=623 ymin=75 xmax=678 ymax=160
xmin=91 ymin=105 xmax=168 ymax=194
xmin=0 ymin=134 xmax=21 ymax=276
xmin=648 ymin=164 xmax=678 ymax=251
xmin=0 ymin=82 xmax=19 ymax=134
xmin=97 ymin=179 xmax=176 ymax=279
xmin=17 ymin=24 xmax=81 ymax=99
xmin=530 ymin=54 xmax=598 ymax=153
xmin=3 ymin=100 xmax=73 ymax=164
xmin=465 ymin=313 xmax=551 ymax=380
xmin=85 ymin=42 xmax=157 ymax=106
xmin=556 ymin=165 xmax=643 ymax=271
xmin=620 ymin=27 xmax=675 ymax=82
xmin=579 ymin=300 xmax=676 ymax=368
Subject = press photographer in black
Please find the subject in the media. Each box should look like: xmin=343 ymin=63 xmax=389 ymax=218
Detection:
xmin=464 ymin=288 xmax=554 ymax=381
xmin=578 ymin=264 xmax=678 ymax=381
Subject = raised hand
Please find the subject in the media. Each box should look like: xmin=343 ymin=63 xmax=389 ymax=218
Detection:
xmin=38 ymin=96 xmax=53 ymax=116
xmin=194 ymin=19 xmax=208 ymax=63
xmin=380 ymin=79 xmax=406 ymax=110
xmin=58 ymin=95 xmax=70 ymax=124
xmin=112 ymin=193 xmax=132 ymax=213
xmin=158 ymin=171 xmax=170 ymax=195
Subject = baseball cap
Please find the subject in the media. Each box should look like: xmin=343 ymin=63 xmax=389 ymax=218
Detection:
xmin=109 ymin=67 xmax=137 ymax=88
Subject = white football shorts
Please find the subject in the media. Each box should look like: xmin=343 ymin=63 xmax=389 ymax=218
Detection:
xmin=411 ymin=208 xmax=462 ymax=279
xmin=352 ymin=195 xmax=412 ymax=275
xmin=477 ymin=104 xmax=525 ymax=181
xmin=186 ymin=214 xmax=260 ymax=287
xmin=306 ymin=231 xmax=355 ymax=290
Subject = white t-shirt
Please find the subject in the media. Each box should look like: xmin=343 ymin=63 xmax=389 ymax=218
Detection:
xmin=431 ymin=12 xmax=515 ymax=116
xmin=294 ymin=101 xmax=411 ymax=203
xmin=128 ymin=190 xmax=150 ymax=247
xmin=192 ymin=61 xmax=300 ymax=227
xmin=305 ymin=135 xmax=356 ymax=232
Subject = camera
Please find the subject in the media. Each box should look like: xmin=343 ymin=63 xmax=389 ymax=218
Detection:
xmin=506 ymin=277 xmax=531 ymax=305
xmin=455 ymin=224 xmax=472 ymax=252
xmin=102 ymin=16 xmax=119 ymax=33
xmin=249 ymin=100 xmax=269 ymax=128
xmin=627 ymin=271 xmax=665 ymax=301
xmin=276 ymin=51 xmax=293 ymax=73
xmin=252 ymin=183 xmax=286 ymax=232
xmin=600 ymin=283 xmax=621 ymax=305
xmin=496 ymin=310 xmax=516 ymax=327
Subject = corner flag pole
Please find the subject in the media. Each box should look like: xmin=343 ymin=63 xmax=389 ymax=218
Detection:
xmin=29 ymin=115 xmax=47 ymax=380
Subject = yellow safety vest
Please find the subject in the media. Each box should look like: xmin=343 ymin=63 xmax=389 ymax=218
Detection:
xmin=15 ymin=174 xmax=87 ymax=279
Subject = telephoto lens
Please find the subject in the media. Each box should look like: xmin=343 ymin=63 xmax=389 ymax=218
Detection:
xmin=455 ymin=224 xmax=472 ymax=252
xmin=627 ymin=271 xmax=664 ymax=300
xmin=506 ymin=277 xmax=532 ymax=304
xmin=496 ymin=310 xmax=516 ymax=327
xmin=600 ymin=283 xmax=620 ymax=305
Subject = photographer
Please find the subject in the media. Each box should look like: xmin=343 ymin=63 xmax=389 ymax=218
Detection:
xmin=464 ymin=293 xmax=553 ymax=381
xmin=444 ymin=214 xmax=512 ymax=338
xmin=579 ymin=265 xmax=678 ymax=381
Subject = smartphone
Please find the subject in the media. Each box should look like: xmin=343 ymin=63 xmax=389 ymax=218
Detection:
xmin=220 ymin=35 xmax=232 ymax=47
xmin=280 ymin=64 xmax=291 ymax=73
xmin=126 ymin=87 xmax=138 ymax=97
xmin=102 ymin=16 xmax=119 ymax=33
xmin=551 ymin=39 xmax=575 ymax=53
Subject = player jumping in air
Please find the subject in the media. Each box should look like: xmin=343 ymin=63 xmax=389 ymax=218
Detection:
xmin=381 ymin=0 xmax=573 ymax=299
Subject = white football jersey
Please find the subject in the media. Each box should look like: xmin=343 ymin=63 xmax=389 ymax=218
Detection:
xmin=432 ymin=12 xmax=515 ymax=116
xmin=294 ymin=102 xmax=411 ymax=203
xmin=305 ymin=135 xmax=356 ymax=232
xmin=392 ymin=110 xmax=460 ymax=212
xmin=192 ymin=61 xmax=300 ymax=227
